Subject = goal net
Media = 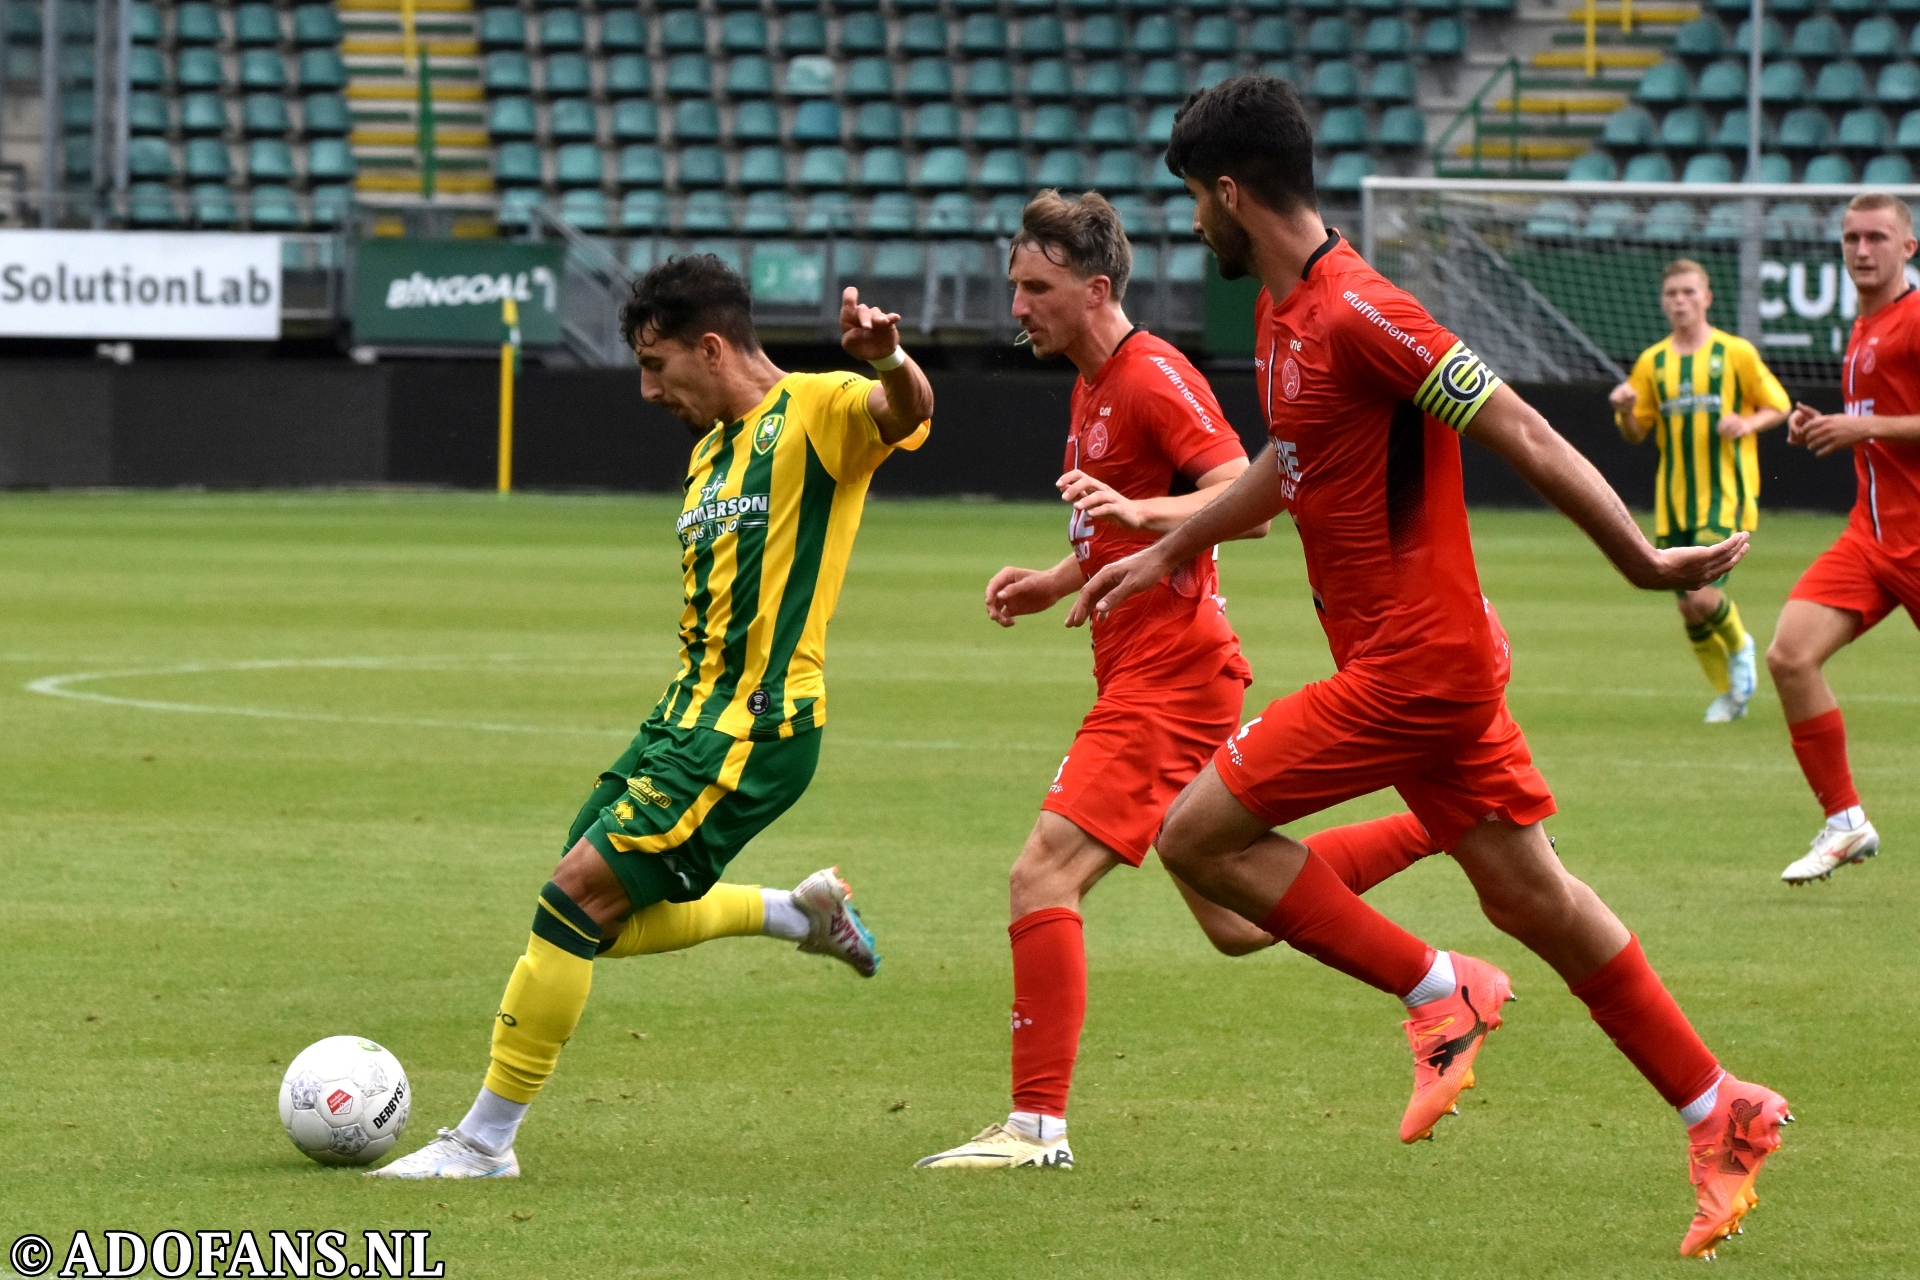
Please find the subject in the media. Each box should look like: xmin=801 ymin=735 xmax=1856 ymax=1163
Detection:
xmin=1359 ymin=178 xmax=1920 ymax=387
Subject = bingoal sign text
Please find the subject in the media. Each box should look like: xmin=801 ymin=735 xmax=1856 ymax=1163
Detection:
xmin=0 ymin=230 xmax=282 ymax=340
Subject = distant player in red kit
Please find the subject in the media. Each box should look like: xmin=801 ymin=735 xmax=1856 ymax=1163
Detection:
xmin=1769 ymin=193 xmax=1920 ymax=884
xmin=917 ymin=190 xmax=1439 ymax=1171
xmin=1072 ymin=78 xmax=1790 ymax=1259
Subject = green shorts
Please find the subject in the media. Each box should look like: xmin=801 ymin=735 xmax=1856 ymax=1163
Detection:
xmin=1658 ymin=527 xmax=1737 ymax=592
xmin=564 ymin=721 xmax=821 ymax=910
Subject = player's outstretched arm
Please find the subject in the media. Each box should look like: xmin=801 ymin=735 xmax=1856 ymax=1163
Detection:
xmin=1058 ymin=459 xmax=1270 ymax=539
xmin=1065 ymin=442 xmax=1287 ymax=627
xmin=1788 ymin=400 xmax=1920 ymax=455
xmin=842 ymin=286 xmax=934 ymax=443
xmin=1465 ymin=384 xmax=1747 ymax=592
xmin=985 ymin=555 xmax=1084 ymax=627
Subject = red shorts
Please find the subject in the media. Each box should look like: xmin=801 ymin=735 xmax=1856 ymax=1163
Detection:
xmin=1213 ymin=666 xmax=1556 ymax=851
xmin=1788 ymin=528 xmax=1920 ymax=634
xmin=1042 ymin=668 xmax=1248 ymax=865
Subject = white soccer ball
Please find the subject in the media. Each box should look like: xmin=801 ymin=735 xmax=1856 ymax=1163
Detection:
xmin=278 ymin=1036 xmax=410 ymax=1166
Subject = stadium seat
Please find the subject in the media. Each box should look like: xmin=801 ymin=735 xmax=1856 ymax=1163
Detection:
xmin=733 ymin=99 xmax=780 ymax=142
xmin=1623 ymin=151 xmax=1675 ymax=181
xmin=1144 ymin=103 xmax=1179 ymax=146
xmin=1077 ymin=60 xmax=1126 ymax=99
xmin=901 ymin=13 xmax=948 ymax=53
xmin=681 ymin=191 xmax=733 ymax=233
xmin=1766 ymin=200 xmax=1821 ymax=238
xmin=1789 ymin=15 xmax=1842 ymax=58
xmin=179 ymin=92 xmax=228 ymax=136
xmin=302 ymin=93 xmax=350 ymax=137
xmin=662 ymin=10 xmax=706 ymax=51
xmin=1875 ymin=61 xmax=1920 ymax=104
xmin=601 ymin=10 xmax=645 ymax=52
xmin=1420 ymin=17 xmax=1467 ymax=57
xmin=488 ymin=96 xmax=536 ymax=139
xmin=1578 ymin=199 xmax=1635 ymax=237
xmin=666 ymin=54 xmax=712 ymax=96
xmin=1163 ymin=193 xmax=1197 ymax=234
xmin=923 ymin=191 xmax=973 ymax=232
xmin=184 ymin=137 xmax=229 ymax=182
xmin=858 ymin=146 xmax=909 ymax=188
xmin=127 ymin=93 xmax=170 ymax=135
xmin=904 ymin=59 xmax=953 ymax=98
xmin=912 ymin=103 xmax=960 ymax=143
xmin=246 ymin=138 xmax=294 ymax=184
xmin=249 ymin=185 xmax=301 ymax=229
xmin=1195 ymin=59 xmax=1236 ymax=92
xmin=784 ymin=55 xmax=835 ymax=96
xmin=539 ymin=9 xmax=584 ymax=51
xmin=494 ymin=141 xmax=543 ymax=185
xmin=1682 ymin=152 xmax=1734 ymax=182
xmin=1907 ymin=23 xmax=1920 ymax=57
xmin=1309 ymin=60 xmax=1361 ymax=102
xmin=1802 ymin=153 xmax=1854 ymax=182
xmin=792 ymin=99 xmax=844 ymax=143
xmin=737 ymin=146 xmax=787 ymax=189
xmin=558 ymin=189 xmax=608 ymax=231
xmin=1321 ymin=151 xmax=1374 ymax=192
xmin=1132 ymin=14 xmax=1177 ymax=54
xmin=834 ymin=57 xmax=885 ymax=98
xmin=129 ymin=2 xmax=161 ymax=43
xmin=1106 ymin=193 xmax=1153 ymax=235
xmin=978 ymin=148 xmax=1030 ymax=190
xmin=727 ymin=56 xmax=775 ymax=97
xmin=129 ymin=46 xmax=166 ymax=89
xmin=1564 ymin=151 xmax=1618 ymax=180
xmin=1733 ymin=17 xmax=1785 ymax=57
xmin=543 ymin=98 xmax=593 ymax=142
xmin=1863 ymin=153 xmax=1915 ymax=182
xmin=674 ymin=100 xmax=721 ymax=141
xmin=1760 ymin=60 xmax=1807 ymax=103
xmin=310 ymin=184 xmax=352 ymax=228
xmin=128 ymin=182 xmax=179 ymax=227
xmin=798 ymin=145 xmax=850 ymax=188
xmin=961 ymin=59 xmax=1014 ymax=101
xmin=1750 ymin=151 xmax=1793 ymax=180
xmin=1036 ymin=148 xmax=1085 ymax=188
xmin=1813 ymin=61 xmax=1869 ymax=104
xmin=480 ymin=8 xmax=527 ymax=49
xmin=1659 ymin=106 xmax=1710 ymax=148
xmin=297 ymin=49 xmax=345 ymax=91
xmin=1696 ymin=59 xmax=1748 ymax=103
xmin=739 ymin=192 xmax=794 ymax=234
xmin=485 ymin=51 xmax=533 ymax=95
xmin=174 ymin=2 xmax=221 ymax=44
xmin=1026 ymin=103 xmax=1071 ymax=143
xmin=804 ymin=192 xmax=855 ymax=231
xmin=1898 ymin=107 xmax=1920 ymax=145
xmin=1025 ymin=59 xmax=1072 ymax=99
xmin=1673 ymin=18 xmax=1725 ymax=58
xmin=1192 ymin=15 xmax=1237 ymax=55
xmin=1600 ymin=105 xmax=1655 ymax=148
xmin=175 ymin=47 xmax=224 ymax=90
xmin=1077 ymin=14 xmax=1123 ymax=54
xmin=1263 ymin=58 xmax=1302 ymax=84
xmin=780 ymin=12 xmax=826 ymax=53
xmin=287 ymin=4 xmax=336 ymax=46
xmin=1139 ymin=59 xmax=1188 ymax=99
xmin=1713 ymin=108 xmax=1773 ymax=149
xmin=1317 ymin=105 xmax=1369 ymax=148
xmin=866 ymin=192 xmax=916 ymax=234
xmin=605 ymin=55 xmax=651 ymax=97
xmin=1019 ymin=15 xmax=1066 ymax=56
xmin=1089 ymin=103 xmax=1137 ymax=145
xmin=1306 ymin=16 xmax=1353 ymax=55
xmin=1523 ymin=198 xmax=1580 ymax=236
xmin=1373 ymin=105 xmax=1426 ymax=148
xmin=870 ymin=242 xmax=925 ymax=279
xmin=1365 ymin=61 xmax=1416 ymax=103
xmin=678 ymin=146 xmax=728 ymax=188
xmin=977 ymin=192 xmax=1025 ymax=234
xmin=1779 ymin=106 xmax=1833 ymax=150
xmin=1838 ymin=106 xmax=1892 ymax=149
xmin=496 ymin=188 xmax=544 ymax=231
xmin=233 ymin=3 xmax=280 ymax=46
xmin=190 ymin=184 xmax=237 ymax=228
xmin=721 ymin=11 xmax=767 ymax=52
xmin=1634 ymin=60 xmax=1691 ymax=104
xmin=617 ymin=144 xmax=665 ymax=187
xmin=1249 ymin=16 xmax=1294 ymax=56
xmin=1363 ymin=17 xmax=1413 ymax=56
xmin=1852 ymin=17 xmax=1901 ymax=61
xmin=307 ymin=138 xmax=355 ymax=182
xmin=914 ymin=146 xmax=970 ymax=190
xmin=1696 ymin=200 xmax=1746 ymax=241
xmin=1640 ymin=199 xmax=1697 ymax=243
xmin=612 ymin=100 xmax=658 ymax=141
xmin=963 ymin=13 xmax=1009 ymax=53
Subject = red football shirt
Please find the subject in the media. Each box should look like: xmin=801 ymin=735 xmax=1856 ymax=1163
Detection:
xmin=1840 ymin=286 xmax=1920 ymax=552
xmin=1255 ymin=231 xmax=1508 ymax=701
xmin=1067 ymin=328 xmax=1251 ymax=688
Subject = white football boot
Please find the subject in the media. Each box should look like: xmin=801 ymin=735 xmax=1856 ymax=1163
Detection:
xmin=1780 ymin=820 xmax=1881 ymax=884
xmin=915 ymin=1123 xmax=1074 ymax=1170
xmin=1727 ymin=636 xmax=1758 ymax=706
xmin=792 ymin=867 xmax=880 ymax=977
xmin=1703 ymin=693 xmax=1747 ymax=723
xmin=366 ymin=1128 xmax=520 ymax=1179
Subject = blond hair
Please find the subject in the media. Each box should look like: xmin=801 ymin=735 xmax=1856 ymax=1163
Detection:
xmin=1662 ymin=258 xmax=1710 ymax=288
xmin=1010 ymin=189 xmax=1133 ymax=301
xmin=1846 ymin=192 xmax=1915 ymax=235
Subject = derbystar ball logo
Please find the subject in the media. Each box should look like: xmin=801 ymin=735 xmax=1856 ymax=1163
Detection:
xmin=326 ymin=1089 xmax=354 ymax=1116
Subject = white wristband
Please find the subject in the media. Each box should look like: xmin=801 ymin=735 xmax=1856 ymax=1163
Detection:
xmin=868 ymin=345 xmax=907 ymax=372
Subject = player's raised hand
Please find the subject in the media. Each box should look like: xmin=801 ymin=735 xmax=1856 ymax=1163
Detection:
xmin=1065 ymin=548 xmax=1165 ymax=628
xmin=984 ymin=566 xmax=1062 ymax=627
xmin=1643 ymin=530 xmax=1751 ymax=591
xmin=1058 ymin=469 xmax=1148 ymax=530
xmin=1607 ymin=381 xmax=1637 ymax=412
xmin=1786 ymin=401 xmax=1821 ymax=444
xmin=840 ymin=286 xmax=902 ymax=363
xmin=1793 ymin=408 xmax=1874 ymax=457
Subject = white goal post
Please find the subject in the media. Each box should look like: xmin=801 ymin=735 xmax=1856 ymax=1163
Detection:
xmin=1359 ymin=178 xmax=1920 ymax=386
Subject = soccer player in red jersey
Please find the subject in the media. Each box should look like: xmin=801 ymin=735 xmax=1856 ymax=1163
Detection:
xmin=1769 ymin=193 xmax=1920 ymax=884
xmin=1071 ymin=78 xmax=1790 ymax=1258
xmin=916 ymin=190 xmax=1441 ymax=1171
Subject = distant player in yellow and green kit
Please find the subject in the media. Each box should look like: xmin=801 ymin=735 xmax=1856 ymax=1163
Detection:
xmin=373 ymin=254 xmax=933 ymax=1179
xmin=1610 ymin=258 xmax=1791 ymax=722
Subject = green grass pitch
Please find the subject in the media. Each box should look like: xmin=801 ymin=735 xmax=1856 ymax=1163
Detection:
xmin=2 ymin=492 xmax=1916 ymax=1278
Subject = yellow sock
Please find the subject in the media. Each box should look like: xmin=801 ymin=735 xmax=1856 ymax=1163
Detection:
xmin=601 ymin=882 xmax=766 ymax=958
xmin=1685 ymin=616 xmax=1731 ymax=694
xmin=1709 ymin=597 xmax=1749 ymax=655
xmin=483 ymin=883 xmax=600 ymax=1105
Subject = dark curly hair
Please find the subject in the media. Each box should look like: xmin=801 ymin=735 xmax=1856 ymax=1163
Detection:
xmin=618 ymin=253 xmax=760 ymax=352
xmin=1166 ymin=74 xmax=1318 ymax=215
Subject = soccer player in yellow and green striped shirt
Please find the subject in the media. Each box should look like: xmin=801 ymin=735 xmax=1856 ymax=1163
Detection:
xmin=1610 ymin=259 xmax=1790 ymax=722
xmin=373 ymin=255 xmax=932 ymax=1179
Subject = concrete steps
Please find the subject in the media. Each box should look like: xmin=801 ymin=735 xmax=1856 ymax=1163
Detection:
xmin=339 ymin=0 xmax=491 ymax=207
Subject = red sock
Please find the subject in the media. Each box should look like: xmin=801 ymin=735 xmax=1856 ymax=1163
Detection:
xmin=1256 ymin=851 xmax=1435 ymax=997
xmin=1304 ymin=812 xmax=1440 ymax=894
xmin=1789 ymin=708 xmax=1861 ymax=816
xmin=1009 ymin=907 xmax=1086 ymax=1118
xmin=1568 ymin=935 xmax=1721 ymax=1109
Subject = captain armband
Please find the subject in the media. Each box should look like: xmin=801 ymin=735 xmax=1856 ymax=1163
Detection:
xmin=1413 ymin=341 xmax=1503 ymax=432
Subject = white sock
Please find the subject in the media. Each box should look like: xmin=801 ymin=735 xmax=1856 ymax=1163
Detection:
xmin=1007 ymin=1111 xmax=1067 ymax=1143
xmin=1826 ymin=806 xmax=1867 ymax=832
xmin=1401 ymin=950 xmax=1457 ymax=1008
xmin=760 ymin=888 xmax=810 ymax=941
xmin=1678 ymin=1074 xmax=1724 ymax=1128
xmin=455 ymin=1086 xmax=528 ymax=1155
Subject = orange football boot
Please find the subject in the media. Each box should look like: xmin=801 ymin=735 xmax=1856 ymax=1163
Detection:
xmin=1680 ymin=1075 xmax=1792 ymax=1259
xmin=1398 ymin=952 xmax=1512 ymax=1143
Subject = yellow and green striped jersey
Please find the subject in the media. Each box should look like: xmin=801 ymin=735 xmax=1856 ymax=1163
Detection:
xmin=650 ymin=370 xmax=929 ymax=741
xmin=1626 ymin=328 xmax=1790 ymax=538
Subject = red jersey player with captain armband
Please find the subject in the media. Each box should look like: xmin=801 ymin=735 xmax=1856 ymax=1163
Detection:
xmin=1768 ymin=192 xmax=1920 ymax=884
xmin=916 ymin=190 xmax=1441 ymax=1172
xmin=1072 ymin=78 xmax=1790 ymax=1259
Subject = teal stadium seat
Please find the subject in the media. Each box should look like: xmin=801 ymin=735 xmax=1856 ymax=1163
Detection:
xmin=1322 ymin=151 xmax=1374 ymax=192
xmin=681 ymin=191 xmax=733 ymax=233
xmin=1641 ymin=200 xmax=1697 ymax=243
xmin=244 ymin=49 xmax=291 ymax=91
xmin=1813 ymin=61 xmax=1868 ymax=104
xmin=870 ymin=242 xmax=925 ymax=279
xmin=297 ymin=49 xmax=345 ymax=91
xmin=1363 ymin=17 xmax=1413 ymax=56
xmin=601 ymin=11 xmax=645 ymax=52
xmin=129 ymin=2 xmax=160 ymax=43
xmin=174 ymin=2 xmax=222 ymax=44
xmin=1108 ymin=193 xmax=1153 ymax=234
xmin=673 ymin=100 xmax=720 ymax=141
xmin=963 ymin=14 xmax=1008 ymax=53
xmin=307 ymin=137 xmax=355 ymax=182
xmin=1019 ymin=16 xmax=1066 ymax=57
xmin=1089 ymin=103 xmax=1137 ymax=144
xmin=293 ymin=5 xmax=339 ymax=46
xmin=612 ymin=100 xmax=658 ymax=141
xmin=605 ymin=55 xmax=650 ymax=97
xmin=1803 ymin=153 xmax=1854 ymax=182
xmin=1420 ymin=17 xmax=1466 ymax=57
xmin=1317 ymin=105 xmax=1368 ymax=148
xmin=1733 ymin=18 xmax=1785 ymax=57
xmin=1760 ymin=60 xmax=1806 ymax=104
xmin=560 ymin=189 xmax=608 ymax=231
xmin=1192 ymin=16 xmax=1236 ymax=55
xmin=1132 ymin=14 xmax=1177 ymax=54
xmin=793 ymin=99 xmax=843 ymax=142
xmin=732 ymin=99 xmax=780 ymax=142
xmin=1579 ymin=200 xmax=1635 ymax=237
xmin=1864 ymin=154 xmax=1915 ymax=182
xmin=912 ymin=103 xmax=960 ymax=142
xmin=903 ymin=59 xmax=952 ymax=99
xmin=1696 ymin=59 xmax=1747 ymax=103
xmin=727 ymin=57 xmax=775 ymax=97
xmin=979 ymin=148 xmax=1030 ymax=190
xmin=496 ymin=188 xmax=543 ymax=231
xmin=1899 ymin=107 xmax=1920 ymax=145
xmin=1788 ymin=16 xmax=1841 ymax=58
xmin=180 ymin=92 xmax=229 ymax=135
xmin=234 ymin=3 xmax=280 ymax=46
xmin=1673 ymin=18 xmax=1724 ymax=58
xmin=1080 ymin=60 xmax=1128 ymax=99
xmin=549 ymin=98 xmax=597 ymax=141
xmin=978 ymin=193 xmax=1026 ymax=235
xmin=1035 ymin=148 xmax=1085 ymax=188
xmin=1604 ymin=105 xmax=1656 ymax=147
xmin=738 ymin=146 xmax=788 ymax=189
xmin=1698 ymin=200 xmax=1746 ymax=241
xmin=1249 ymin=16 xmax=1293 ymax=56
xmin=1852 ymin=18 xmax=1900 ymax=61
xmin=678 ymin=146 xmax=727 ymax=188
xmin=666 ymin=55 xmax=712 ymax=96
xmin=779 ymin=12 xmax=825 ymax=53
xmin=480 ymin=8 xmax=526 ymax=49
xmin=192 ymin=185 xmax=237 ymax=228
xmin=1713 ymin=108 xmax=1772 ymax=149
xmin=1365 ymin=61 xmax=1416 ymax=103
xmin=1375 ymin=105 xmax=1427 ymax=148
xmin=129 ymin=183 xmax=179 ymax=226
xmin=1659 ymin=106 xmax=1710 ymax=148
xmin=618 ymin=145 xmax=665 ymax=187
xmin=798 ymin=146 xmax=849 ymax=188
xmin=249 ymin=185 xmax=301 ymax=229
xmin=540 ymin=9 xmax=584 ymax=50
xmin=1838 ymin=107 xmax=1891 ymax=148
xmin=1635 ymin=60 xmax=1691 ymax=104
xmin=1877 ymin=62 xmax=1920 ymax=104
xmin=1148 ymin=151 xmax=1186 ymax=192
xmin=247 ymin=138 xmax=294 ymax=183
xmin=176 ymin=47 xmax=225 ymax=89
xmin=1077 ymin=14 xmax=1123 ymax=55
xmin=1908 ymin=23 xmax=1920 ymax=57
xmin=1163 ymin=193 xmax=1197 ymax=234
xmin=1682 ymin=152 xmax=1734 ymax=181
xmin=839 ymin=13 xmax=885 ymax=53
xmin=1766 ymin=201 xmax=1822 ymax=239
xmin=489 ymin=96 xmax=536 ymax=139
xmin=914 ymin=146 xmax=969 ymax=190
xmin=804 ymin=192 xmax=854 ymax=231
xmin=1139 ymin=58 xmax=1187 ymax=100
xmin=1026 ymin=59 xmax=1071 ymax=99
xmin=1306 ymin=16 xmax=1353 ymax=55
xmin=844 ymin=58 xmax=893 ymax=98
xmin=900 ymin=14 xmax=948 ymax=54
xmin=1564 ymin=151 xmax=1618 ymax=180
xmin=966 ymin=59 xmax=1015 ymax=99
xmin=1144 ymin=103 xmax=1178 ymax=145
xmin=1026 ymin=103 xmax=1072 ymax=143
xmin=1524 ymin=199 xmax=1580 ymax=236
xmin=128 ymin=92 xmax=170 ymax=134
xmin=1309 ymin=60 xmax=1361 ymax=102
xmin=741 ymin=192 xmax=794 ymax=235
xmin=1622 ymin=151 xmax=1674 ymax=180
xmin=866 ymin=193 xmax=916 ymax=234
xmin=1778 ymin=106 xmax=1831 ymax=149
xmin=1749 ymin=152 xmax=1792 ymax=180
xmin=184 ymin=137 xmax=229 ymax=181
xmin=922 ymin=192 xmax=973 ymax=233
xmin=130 ymin=47 xmax=166 ymax=89
xmin=494 ymin=141 xmax=542 ymax=185
xmin=723 ymin=11 xmax=767 ymax=52
xmin=858 ymin=146 xmax=909 ymax=188
xmin=662 ymin=11 xmax=705 ymax=51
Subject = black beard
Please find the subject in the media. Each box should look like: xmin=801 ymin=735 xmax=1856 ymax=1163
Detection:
xmin=1208 ymin=216 xmax=1255 ymax=281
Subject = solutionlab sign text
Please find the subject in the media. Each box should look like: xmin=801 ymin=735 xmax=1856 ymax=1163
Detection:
xmin=0 ymin=230 xmax=282 ymax=340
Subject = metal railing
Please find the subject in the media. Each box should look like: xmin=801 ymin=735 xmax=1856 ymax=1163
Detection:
xmin=1430 ymin=58 xmax=1526 ymax=179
